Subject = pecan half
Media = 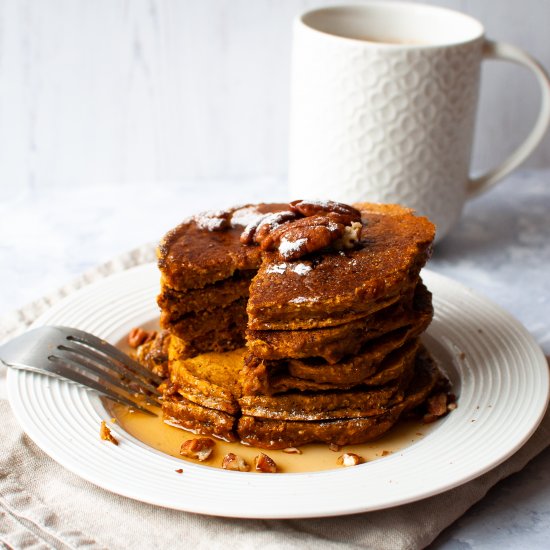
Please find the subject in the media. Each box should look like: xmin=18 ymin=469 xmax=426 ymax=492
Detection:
xmin=222 ymin=452 xmax=250 ymax=472
xmin=290 ymin=200 xmax=361 ymax=223
xmin=180 ymin=437 xmax=215 ymax=461
xmin=261 ymin=215 xmax=346 ymax=260
xmin=240 ymin=200 xmax=363 ymax=258
xmin=240 ymin=211 xmax=297 ymax=245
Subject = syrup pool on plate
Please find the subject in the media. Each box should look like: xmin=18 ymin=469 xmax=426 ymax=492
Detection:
xmin=111 ymin=330 xmax=439 ymax=473
xmin=109 ymin=402 xmax=437 ymax=473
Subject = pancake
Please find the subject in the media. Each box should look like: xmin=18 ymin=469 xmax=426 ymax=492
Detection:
xmin=163 ymin=395 xmax=238 ymax=442
xmin=165 ymin=325 xmax=245 ymax=358
xmin=238 ymin=383 xmax=406 ymax=422
xmin=242 ymin=338 xmax=420 ymax=396
xmin=165 ymin=340 xmax=412 ymax=420
xmin=157 ymin=203 xmax=289 ymax=290
xmin=161 ymin=298 xmax=248 ymax=357
xmin=238 ymin=347 xmax=441 ymax=449
xmin=168 ymin=347 xmax=243 ymax=414
xmin=246 ymin=203 xmax=434 ymax=330
xmin=158 ymin=270 xmax=254 ymax=320
xmin=246 ymin=281 xmax=432 ymax=363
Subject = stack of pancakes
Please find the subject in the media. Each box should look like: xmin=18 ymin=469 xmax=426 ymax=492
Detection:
xmin=146 ymin=201 xmax=446 ymax=449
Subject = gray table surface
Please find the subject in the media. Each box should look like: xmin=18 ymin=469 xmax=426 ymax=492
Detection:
xmin=1 ymin=170 xmax=549 ymax=549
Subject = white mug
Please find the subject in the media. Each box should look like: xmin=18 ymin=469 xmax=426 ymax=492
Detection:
xmin=288 ymin=2 xmax=550 ymax=240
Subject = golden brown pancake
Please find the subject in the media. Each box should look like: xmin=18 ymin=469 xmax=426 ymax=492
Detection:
xmin=158 ymin=271 xmax=254 ymax=320
xmin=157 ymin=203 xmax=289 ymax=290
xmin=246 ymin=281 xmax=432 ymax=363
xmin=242 ymin=338 xmax=419 ymax=396
xmin=246 ymin=203 xmax=434 ymax=330
xmin=237 ymin=348 xmax=442 ymax=449
xmin=161 ymin=298 xmax=247 ymax=357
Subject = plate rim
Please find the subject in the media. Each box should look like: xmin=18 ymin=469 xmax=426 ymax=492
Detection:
xmin=6 ymin=263 xmax=549 ymax=518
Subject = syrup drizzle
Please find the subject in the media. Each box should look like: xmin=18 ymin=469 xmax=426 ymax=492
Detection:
xmin=109 ymin=403 xmax=435 ymax=473
xmin=114 ymin=332 xmax=438 ymax=473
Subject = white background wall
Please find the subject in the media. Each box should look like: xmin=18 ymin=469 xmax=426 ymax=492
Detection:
xmin=1 ymin=0 xmax=549 ymax=196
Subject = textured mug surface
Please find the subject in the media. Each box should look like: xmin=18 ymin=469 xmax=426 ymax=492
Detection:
xmin=288 ymin=3 xmax=550 ymax=240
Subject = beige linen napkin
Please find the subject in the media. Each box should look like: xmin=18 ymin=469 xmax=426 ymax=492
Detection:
xmin=1 ymin=245 xmax=549 ymax=550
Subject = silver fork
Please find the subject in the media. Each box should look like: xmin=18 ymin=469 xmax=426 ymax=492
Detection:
xmin=0 ymin=325 xmax=164 ymax=416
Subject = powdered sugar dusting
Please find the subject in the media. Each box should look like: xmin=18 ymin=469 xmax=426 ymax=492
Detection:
xmin=256 ymin=211 xmax=296 ymax=232
xmin=266 ymin=263 xmax=288 ymax=274
xmin=292 ymin=263 xmax=311 ymax=275
xmin=290 ymin=296 xmax=319 ymax=303
xmin=265 ymin=261 xmax=311 ymax=275
xmin=303 ymin=200 xmax=334 ymax=208
xmin=279 ymin=237 xmax=307 ymax=258
xmin=231 ymin=206 xmax=263 ymax=228
xmin=194 ymin=210 xmax=228 ymax=231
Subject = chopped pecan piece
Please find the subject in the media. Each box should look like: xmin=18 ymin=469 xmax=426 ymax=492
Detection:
xmin=180 ymin=437 xmax=215 ymax=461
xmin=128 ymin=327 xmax=157 ymax=349
xmin=254 ymin=452 xmax=277 ymax=473
xmin=222 ymin=452 xmax=250 ymax=472
xmin=422 ymin=392 xmax=457 ymax=422
xmin=447 ymin=393 xmax=458 ymax=411
xmin=335 ymin=222 xmax=363 ymax=250
xmin=427 ymin=392 xmax=448 ymax=417
xmin=282 ymin=447 xmax=302 ymax=454
xmin=100 ymin=421 xmax=119 ymax=446
xmin=135 ymin=329 xmax=170 ymax=378
xmin=337 ymin=453 xmax=364 ymax=467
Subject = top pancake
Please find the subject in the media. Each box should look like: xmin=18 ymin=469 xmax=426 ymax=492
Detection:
xmin=158 ymin=203 xmax=289 ymax=290
xmin=247 ymin=203 xmax=435 ymax=330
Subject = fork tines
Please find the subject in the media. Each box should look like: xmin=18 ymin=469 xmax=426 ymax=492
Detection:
xmin=50 ymin=327 xmax=164 ymax=415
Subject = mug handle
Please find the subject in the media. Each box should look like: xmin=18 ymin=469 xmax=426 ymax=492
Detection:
xmin=467 ymin=39 xmax=550 ymax=198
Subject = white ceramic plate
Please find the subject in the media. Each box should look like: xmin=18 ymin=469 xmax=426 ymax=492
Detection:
xmin=6 ymin=264 xmax=549 ymax=518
